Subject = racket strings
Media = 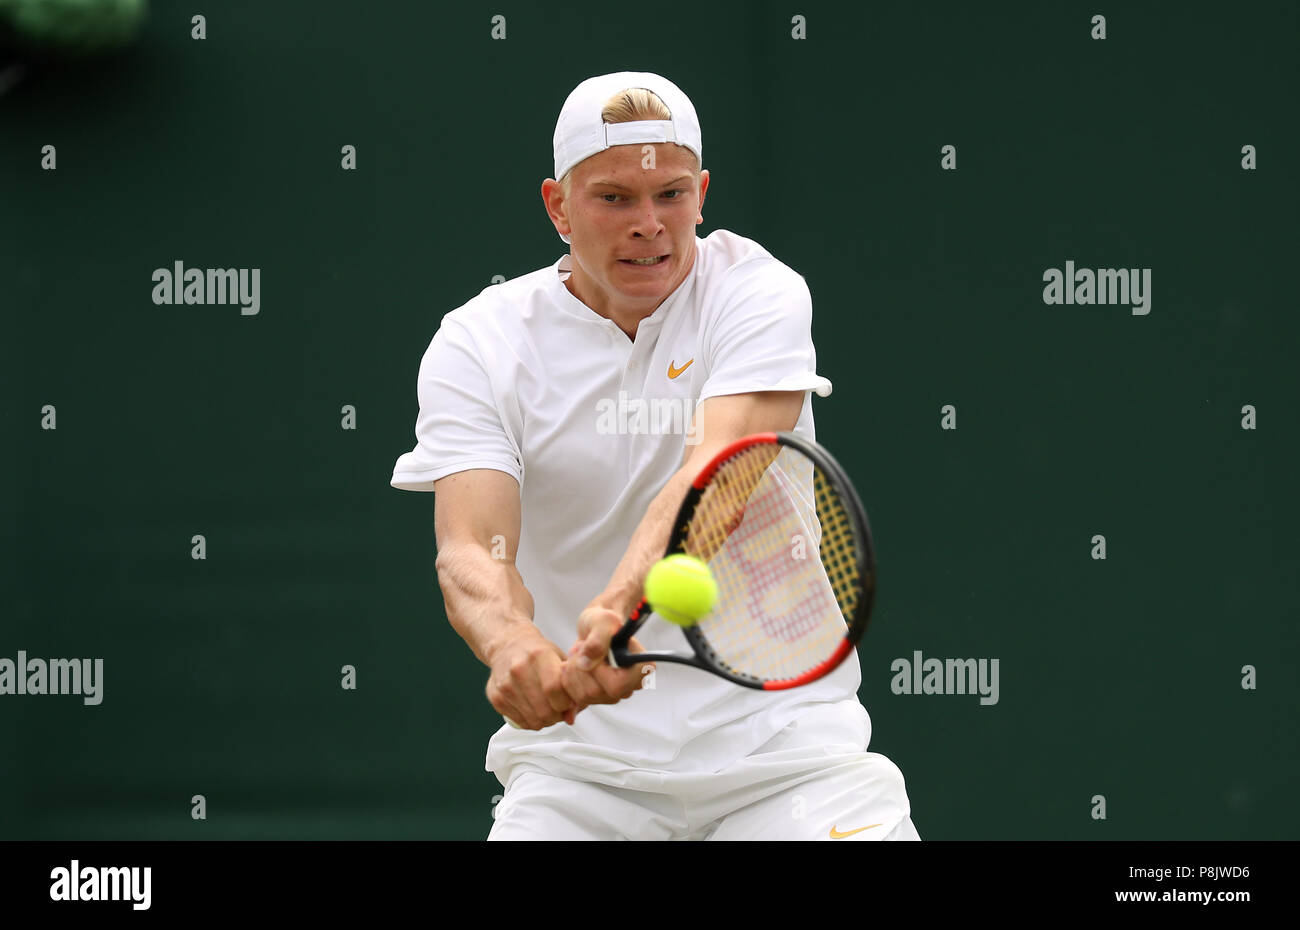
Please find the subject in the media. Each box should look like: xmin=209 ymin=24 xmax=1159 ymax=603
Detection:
xmin=682 ymin=445 xmax=860 ymax=683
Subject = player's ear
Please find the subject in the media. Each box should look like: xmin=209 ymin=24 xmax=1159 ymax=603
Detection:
xmin=696 ymin=169 xmax=709 ymax=224
xmin=541 ymin=178 xmax=572 ymax=240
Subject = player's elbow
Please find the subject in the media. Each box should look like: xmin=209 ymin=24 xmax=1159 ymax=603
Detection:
xmin=433 ymin=541 xmax=473 ymax=593
xmin=434 ymin=538 xmax=512 ymax=601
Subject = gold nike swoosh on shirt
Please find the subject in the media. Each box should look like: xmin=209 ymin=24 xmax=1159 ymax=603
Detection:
xmin=829 ymin=823 xmax=882 ymax=839
xmin=667 ymin=358 xmax=694 ymax=379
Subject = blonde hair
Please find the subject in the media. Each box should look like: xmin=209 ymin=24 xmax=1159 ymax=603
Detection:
xmin=559 ymin=88 xmax=701 ymax=194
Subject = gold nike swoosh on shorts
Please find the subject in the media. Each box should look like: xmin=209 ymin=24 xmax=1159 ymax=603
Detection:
xmin=829 ymin=823 xmax=882 ymax=839
xmin=667 ymin=358 xmax=694 ymax=379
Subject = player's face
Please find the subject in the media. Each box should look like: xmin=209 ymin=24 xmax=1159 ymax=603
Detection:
xmin=552 ymin=143 xmax=708 ymax=314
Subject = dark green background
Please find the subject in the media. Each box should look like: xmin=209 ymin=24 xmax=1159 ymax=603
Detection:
xmin=2 ymin=1 xmax=1296 ymax=839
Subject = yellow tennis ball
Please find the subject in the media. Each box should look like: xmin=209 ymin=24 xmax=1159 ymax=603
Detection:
xmin=645 ymin=555 xmax=716 ymax=627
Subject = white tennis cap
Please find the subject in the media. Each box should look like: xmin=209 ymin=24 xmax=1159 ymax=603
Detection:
xmin=552 ymin=72 xmax=703 ymax=243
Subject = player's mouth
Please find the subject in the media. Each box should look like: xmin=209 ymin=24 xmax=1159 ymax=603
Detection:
xmin=619 ymin=254 xmax=669 ymax=266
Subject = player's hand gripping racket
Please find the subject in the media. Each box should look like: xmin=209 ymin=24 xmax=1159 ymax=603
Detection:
xmin=611 ymin=430 xmax=875 ymax=690
xmin=503 ymin=431 xmax=875 ymax=727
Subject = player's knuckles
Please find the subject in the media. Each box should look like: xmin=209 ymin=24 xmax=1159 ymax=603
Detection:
xmin=495 ymin=667 xmax=528 ymax=695
xmin=563 ymin=674 xmax=605 ymax=706
xmin=503 ymin=659 xmax=532 ymax=686
xmin=558 ymin=663 xmax=584 ymax=692
xmin=543 ymin=675 xmax=576 ymax=710
xmin=505 ymin=656 xmax=555 ymax=691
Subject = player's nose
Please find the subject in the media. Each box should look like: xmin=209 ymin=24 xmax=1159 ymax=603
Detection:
xmin=629 ymin=200 xmax=666 ymax=238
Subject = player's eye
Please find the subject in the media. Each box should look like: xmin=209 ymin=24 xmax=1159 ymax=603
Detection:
xmin=662 ymin=189 xmax=686 ymax=199
xmin=600 ymin=193 xmax=621 ymax=203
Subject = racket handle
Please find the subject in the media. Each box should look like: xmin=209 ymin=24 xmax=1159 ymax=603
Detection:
xmin=609 ymin=599 xmax=650 ymax=660
xmin=503 ymin=715 xmax=521 ymax=729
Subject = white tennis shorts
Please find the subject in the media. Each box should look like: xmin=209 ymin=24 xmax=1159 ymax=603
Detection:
xmin=488 ymin=699 xmax=918 ymax=840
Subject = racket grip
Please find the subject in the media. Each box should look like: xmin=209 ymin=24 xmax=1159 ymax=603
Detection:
xmin=504 ymin=715 xmax=521 ymax=729
xmin=609 ymin=599 xmax=648 ymax=661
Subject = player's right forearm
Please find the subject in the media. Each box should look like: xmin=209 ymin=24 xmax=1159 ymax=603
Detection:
xmin=434 ymin=542 xmax=538 ymax=667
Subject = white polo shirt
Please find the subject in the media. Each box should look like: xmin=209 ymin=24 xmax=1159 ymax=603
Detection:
xmin=391 ymin=228 xmax=862 ymax=783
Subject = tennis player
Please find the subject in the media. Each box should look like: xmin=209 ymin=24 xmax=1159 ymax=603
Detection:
xmin=391 ymin=72 xmax=918 ymax=840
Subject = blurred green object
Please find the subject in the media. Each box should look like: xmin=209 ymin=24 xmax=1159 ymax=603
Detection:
xmin=0 ymin=0 xmax=147 ymax=54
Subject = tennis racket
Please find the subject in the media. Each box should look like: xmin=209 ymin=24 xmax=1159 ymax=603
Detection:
xmin=504 ymin=430 xmax=875 ymax=727
xmin=608 ymin=430 xmax=875 ymax=689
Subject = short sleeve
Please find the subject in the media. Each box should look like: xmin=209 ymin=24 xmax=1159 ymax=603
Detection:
xmin=390 ymin=318 xmax=522 ymax=492
xmin=698 ymin=262 xmax=833 ymax=401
